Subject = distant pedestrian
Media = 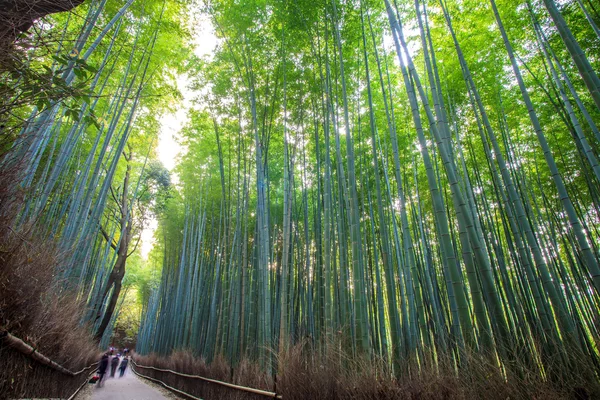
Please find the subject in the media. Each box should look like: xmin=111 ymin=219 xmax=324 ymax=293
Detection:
xmin=110 ymin=354 xmax=119 ymax=377
xmin=119 ymin=356 xmax=129 ymax=377
xmin=97 ymin=353 xmax=109 ymax=387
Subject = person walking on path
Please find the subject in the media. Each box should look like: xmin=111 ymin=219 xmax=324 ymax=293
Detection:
xmin=110 ymin=354 xmax=119 ymax=377
xmin=97 ymin=353 xmax=109 ymax=387
xmin=88 ymin=362 xmax=172 ymax=400
xmin=118 ymin=356 xmax=129 ymax=377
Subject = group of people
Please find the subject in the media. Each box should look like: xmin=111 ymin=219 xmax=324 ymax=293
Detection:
xmin=96 ymin=350 xmax=130 ymax=387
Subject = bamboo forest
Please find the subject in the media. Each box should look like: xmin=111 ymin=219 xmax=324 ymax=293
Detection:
xmin=1 ymin=0 xmax=600 ymax=398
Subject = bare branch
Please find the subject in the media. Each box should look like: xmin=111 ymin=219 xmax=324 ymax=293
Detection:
xmin=127 ymin=233 xmax=142 ymax=258
xmin=98 ymin=224 xmax=118 ymax=251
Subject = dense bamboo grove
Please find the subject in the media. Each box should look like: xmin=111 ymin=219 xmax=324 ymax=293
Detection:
xmin=131 ymin=0 xmax=600 ymax=386
xmin=3 ymin=0 xmax=600 ymax=393
xmin=1 ymin=0 xmax=187 ymax=348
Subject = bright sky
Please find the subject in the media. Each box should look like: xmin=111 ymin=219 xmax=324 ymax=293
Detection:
xmin=140 ymin=12 xmax=218 ymax=259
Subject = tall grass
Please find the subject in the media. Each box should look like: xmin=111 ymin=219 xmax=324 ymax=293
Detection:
xmin=134 ymin=352 xmax=272 ymax=400
xmin=134 ymin=339 xmax=594 ymax=400
xmin=0 ymin=171 xmax=99 ymax=398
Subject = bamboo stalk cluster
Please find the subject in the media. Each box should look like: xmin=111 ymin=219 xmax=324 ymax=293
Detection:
xmin=4 ymin=0 xmax=599 ymax=388
xmin=1 ymin=0 xmax=185 ymax=347
xmin=136 ymin=0 xmax=600 ymax=384
xmin=138 ymin=0 xmax=600 ymax=379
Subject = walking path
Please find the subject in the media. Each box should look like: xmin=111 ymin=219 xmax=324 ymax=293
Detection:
xmin=76 ymin=366 xmax=180 ymax=400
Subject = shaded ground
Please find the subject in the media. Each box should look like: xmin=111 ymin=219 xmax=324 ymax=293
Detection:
xmin=75 ymin=366 xmax=183 ymax=400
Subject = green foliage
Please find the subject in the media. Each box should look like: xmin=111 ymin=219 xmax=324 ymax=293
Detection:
xmin=4 ymin=0 xmax=600 ymax=392
xmin=138 ymin=1 xmax=600 ymax=393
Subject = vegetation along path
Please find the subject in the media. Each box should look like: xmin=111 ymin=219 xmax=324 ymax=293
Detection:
xmin=2 ymin=0 xmax=600 ymax=398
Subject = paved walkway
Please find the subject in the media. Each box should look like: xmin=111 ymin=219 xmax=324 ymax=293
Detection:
xmin=90 ymin=367 xmax=171 ymax=400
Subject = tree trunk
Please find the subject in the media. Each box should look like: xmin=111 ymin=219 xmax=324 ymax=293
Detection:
xmin=95 ymin=278 xmax=123 ymax=341
xmin=94 ymin=161 xmax=132 ymax=341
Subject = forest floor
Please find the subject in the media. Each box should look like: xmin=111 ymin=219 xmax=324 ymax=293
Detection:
xmin=75 ymin=367 xmax=183 ymax=400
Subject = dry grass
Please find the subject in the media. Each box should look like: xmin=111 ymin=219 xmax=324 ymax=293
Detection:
xmin=134 ymin=339 xmax=599 ymax=400
xmin=275 ymin=340 xmax=574 ymax=400
xmin=0 ymin=171 xmax=99 ymax=399
xmin=134 ymin=352 xmax=272 ymax=400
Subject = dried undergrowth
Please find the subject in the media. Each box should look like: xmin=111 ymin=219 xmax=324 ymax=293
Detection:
xmin=0 ymin=170 xmax=99 ymax=398
xmin=135 ymin=339 xmax=598 ymax=400
xmin=273 ymin=340 xmax=592 ymax=400
xmin=134 ymin=351 xmax=272 ymax=400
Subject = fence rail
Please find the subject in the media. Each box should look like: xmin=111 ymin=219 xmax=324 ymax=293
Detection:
xmin=131 ymin=359 xmax=282 ymax=399
xmin=0 ymin=329 xmax=98 ymax=376
xmin=131 ymin=363 xmax=203 ymax=400
xmin=0 ymin=329 xmax=98 ymax=399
